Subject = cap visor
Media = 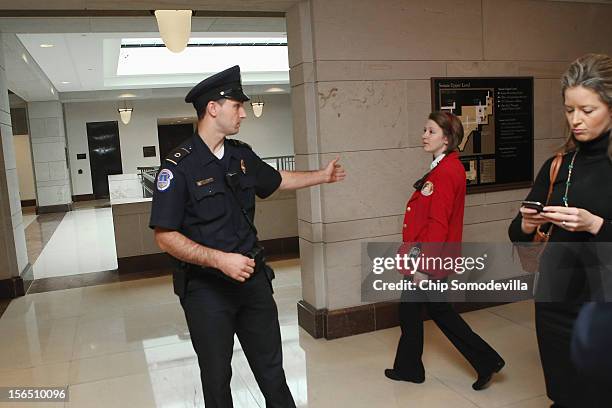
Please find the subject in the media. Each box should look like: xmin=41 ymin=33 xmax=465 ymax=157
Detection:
xmin=225 ymin=89 xmax=250 ymax=102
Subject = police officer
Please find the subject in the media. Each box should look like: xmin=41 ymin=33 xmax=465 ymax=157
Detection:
xmin=149 ymin=65 xmax=345 ymax=408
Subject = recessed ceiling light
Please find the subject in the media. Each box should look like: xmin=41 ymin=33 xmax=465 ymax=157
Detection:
xmin=119 ymin=93 xmax=136 ymax=98
xmin=182 ymin=117 xmax=188 ymax=120
xmin=40 ymin=44 xmax=54 ymax=48
xmin=61 ymin=81 xmax=71 ymax=84
xmin=265 ymin=87 xmax=284 ymax=93
xmin=21 ymin=54 xmax=28 ymax=63
xmin=51 ymin=88 xmax=55 ymax=94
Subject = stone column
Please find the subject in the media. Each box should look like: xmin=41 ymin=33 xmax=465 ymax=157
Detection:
xmin=0 ymin=33 xmax=28 ymax=298
xmin=28 ymin=101 xmax=72 ymax=213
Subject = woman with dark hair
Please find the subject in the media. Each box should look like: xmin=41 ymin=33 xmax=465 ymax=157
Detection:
xmin=508 ymin=53 xmax=612 ymax=407
xmin=385 ymin=111 xmax=504 ymax=390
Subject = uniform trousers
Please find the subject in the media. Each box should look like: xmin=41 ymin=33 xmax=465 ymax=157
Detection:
xmin=393 ymin=284 xmax=502 ymax=379
xmin=181 ymin=270 xmax=296 ymax=408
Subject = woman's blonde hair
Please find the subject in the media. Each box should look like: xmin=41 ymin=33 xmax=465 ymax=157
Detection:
xmin=560 ymin=53 xmax=612 ymax=158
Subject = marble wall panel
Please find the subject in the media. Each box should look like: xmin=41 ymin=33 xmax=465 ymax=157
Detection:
xmin=44 ymin=117 xmax=64 ymax=138
xmin=311 ymin=0 xmax=482 ymax=61
xmin=12 ymin=222 xmax=28 ymax=273
xmin=255 ymin=198 xmax=298 ymax=240
xmin=32 ymin=142 xmax=65 ymax=164
xmin=6 ymin=168 xmax=20 ymax=217
xmin=534 ymin=79 xmax=552 ymax=140
xmin=113 ymin=214 xmax=141 ymax=258
xmin=464 ymin=201 xmax=521 ymax=225
xmin=36 ymin=185 xmax=71 ymax=207
xmin=1 ymin=123 xmax=15 ymax=170
xmin=289 ymin=62 xmax=315 ymax=87
xmin=48 ymin=161 xmax=69 ymax=181
xmin=286 ymin=0 xmax=313 ymax=68
xmin=317 ymin=81 xmax=409 ymax=153
xmin=291 ymin=84 xmax=319 ymax=155
xmin=295 ymin=154 xmax=323 ymax=224
xmin=139 ymin=213 xmax=159 ymax=255
xmin=28 ymin=118 xmax=46 ymax=140
xmin=27 ymin=101 xmax=62 ymax=120
xmin=483 ymin=0 xmax=612 ymax=61
xmin=0 ymin=110 xmax=10 ymax=127
xmin=463 ymin=219 xmax=515 ymax=242
xmin=483 ymin=188 xmax=530 ymax=205
xmin=0 ymin=77 xmax=8 ymax=116
xmin=465 ymin=193 xmax=486 ymax=207
xmin=318 ymin=149 xmax=429 ymax=223
xmin=324 ymin=234 xmax=401 ymax=310
xmin=32 ymin=163 xmax=50 ymax=183
xmin=534 ymin=138 xmax=566 ymax=177
xmin=29 ymin=137 xmax=65 ymax=145
xmin=298 ymin=219 xmax=323 ymax=243
xmin=109 ymin=201 xmax=152 ymax=216
xmin=316 ymin=61 xmax=446 ymax=82
xmin=298 ymin=238 xmax=326 ymax=308
xmin=322 ymin=215 xmax=403 ymax=243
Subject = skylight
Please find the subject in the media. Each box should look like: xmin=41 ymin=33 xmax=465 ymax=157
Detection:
xmin=117 ymin=37 xmax=289 ymax=76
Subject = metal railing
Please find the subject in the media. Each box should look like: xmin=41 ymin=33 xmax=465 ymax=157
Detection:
xmin=262 ymin=155 xmax=295 ymax=171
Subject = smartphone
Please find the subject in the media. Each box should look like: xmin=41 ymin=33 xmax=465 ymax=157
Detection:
xmin=521 ymin=200 xmax=544 ymax=213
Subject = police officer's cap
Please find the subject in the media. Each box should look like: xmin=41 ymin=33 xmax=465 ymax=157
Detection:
xmin=185 ymin=65 xmax=250 ymax=114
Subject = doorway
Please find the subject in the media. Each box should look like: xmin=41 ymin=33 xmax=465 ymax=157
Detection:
xmin=86 ymin=121 xmax=123 ymax=199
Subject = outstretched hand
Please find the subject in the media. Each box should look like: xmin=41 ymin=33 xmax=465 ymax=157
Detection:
xmin=322 ymin=156 xmax=346 ymax=183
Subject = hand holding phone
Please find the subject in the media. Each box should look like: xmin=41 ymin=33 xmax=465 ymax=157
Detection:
xmin=521 ymin=201 xmax=544 ymax=213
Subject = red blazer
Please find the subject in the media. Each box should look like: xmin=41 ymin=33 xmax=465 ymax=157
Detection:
xmin=400 ymin=151 xmax=466 ymax=278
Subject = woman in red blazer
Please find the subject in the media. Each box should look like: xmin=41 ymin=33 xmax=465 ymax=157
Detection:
xmin=385 ymin=111 xmax=505 ymax=390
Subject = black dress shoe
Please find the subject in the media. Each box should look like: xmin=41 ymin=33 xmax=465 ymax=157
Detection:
xmin=472 ymin=359 xmax=505 ymax=391
xmin=384 ymin=369 xmax=425 ymax=383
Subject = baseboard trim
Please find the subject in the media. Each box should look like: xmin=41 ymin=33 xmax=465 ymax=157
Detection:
xmin=72 ymin=194 xmax=96 ymax=202
xmin=0 ymin=276 xmax=25 ymax=299
xmin=260 ymin=237 xmax=299 ymax=259
xmin=36 ymin=204 xmax=72 ymax=214
xmin=20 ymin=199 xmax=36 ymax=207
xmin=20 ymin=263 xmax=34 ymax=294
xmin=298 ymin=299 xmax=511 ymax=340
xmin=117 ymin=253 xmax=175 ymax=274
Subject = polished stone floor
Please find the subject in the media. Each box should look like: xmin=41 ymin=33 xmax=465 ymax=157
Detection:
xmin=0 ymin=258 xmax=550 ymax=407
xmin=30 ymin=207 xmax=117 ymax=280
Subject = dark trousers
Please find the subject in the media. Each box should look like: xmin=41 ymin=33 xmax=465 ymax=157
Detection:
xmin=181 ymin=271 xmax=296 ymax=408
xmin=393 ymin=298 xmax=502 ymax=378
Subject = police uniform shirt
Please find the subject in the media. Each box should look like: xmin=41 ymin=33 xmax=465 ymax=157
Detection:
xmin=149 ymin=133 xmax=282 ymax=255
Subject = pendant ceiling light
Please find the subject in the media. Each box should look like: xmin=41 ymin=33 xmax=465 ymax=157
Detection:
xmin=154 ymin=10 xmax=192 ymax=53
xmin=251 ymin=100 xmax=264 ymax=118
xmin=117 ymin=100 xmax=133 ymax=125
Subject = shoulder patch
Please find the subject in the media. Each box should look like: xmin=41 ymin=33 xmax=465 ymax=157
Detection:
xmin=157 ymin=169 xmax=174 ymax=191
xmin=165 ymin=145 xmax=192 ymax=166
xmin=421 ymin=181 xmax=434 ymax=196
xmin=226 ymin=138 xmax=252 ymax=150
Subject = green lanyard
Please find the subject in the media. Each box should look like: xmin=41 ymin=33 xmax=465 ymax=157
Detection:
xmin=563 ymin=150 xmax=578 ymax=207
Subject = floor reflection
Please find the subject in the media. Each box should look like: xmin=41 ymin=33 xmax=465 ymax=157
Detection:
xmin=0 ymin=259 xmax=549 ymax=407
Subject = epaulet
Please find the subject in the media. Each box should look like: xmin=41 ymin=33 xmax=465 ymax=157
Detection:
xmin=226 ymin=138 xmax=252 ymax=150
xmin=165 ymin=145 xmax=192 ymax=166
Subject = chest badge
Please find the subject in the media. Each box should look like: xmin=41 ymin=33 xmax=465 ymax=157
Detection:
xmin=240 ymin=159 xmax=247 ymax=174
xmin=421 ymin=181 xmax=434 ymax=196
xmin=196 ymin=177 xmax=214 ymax=187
